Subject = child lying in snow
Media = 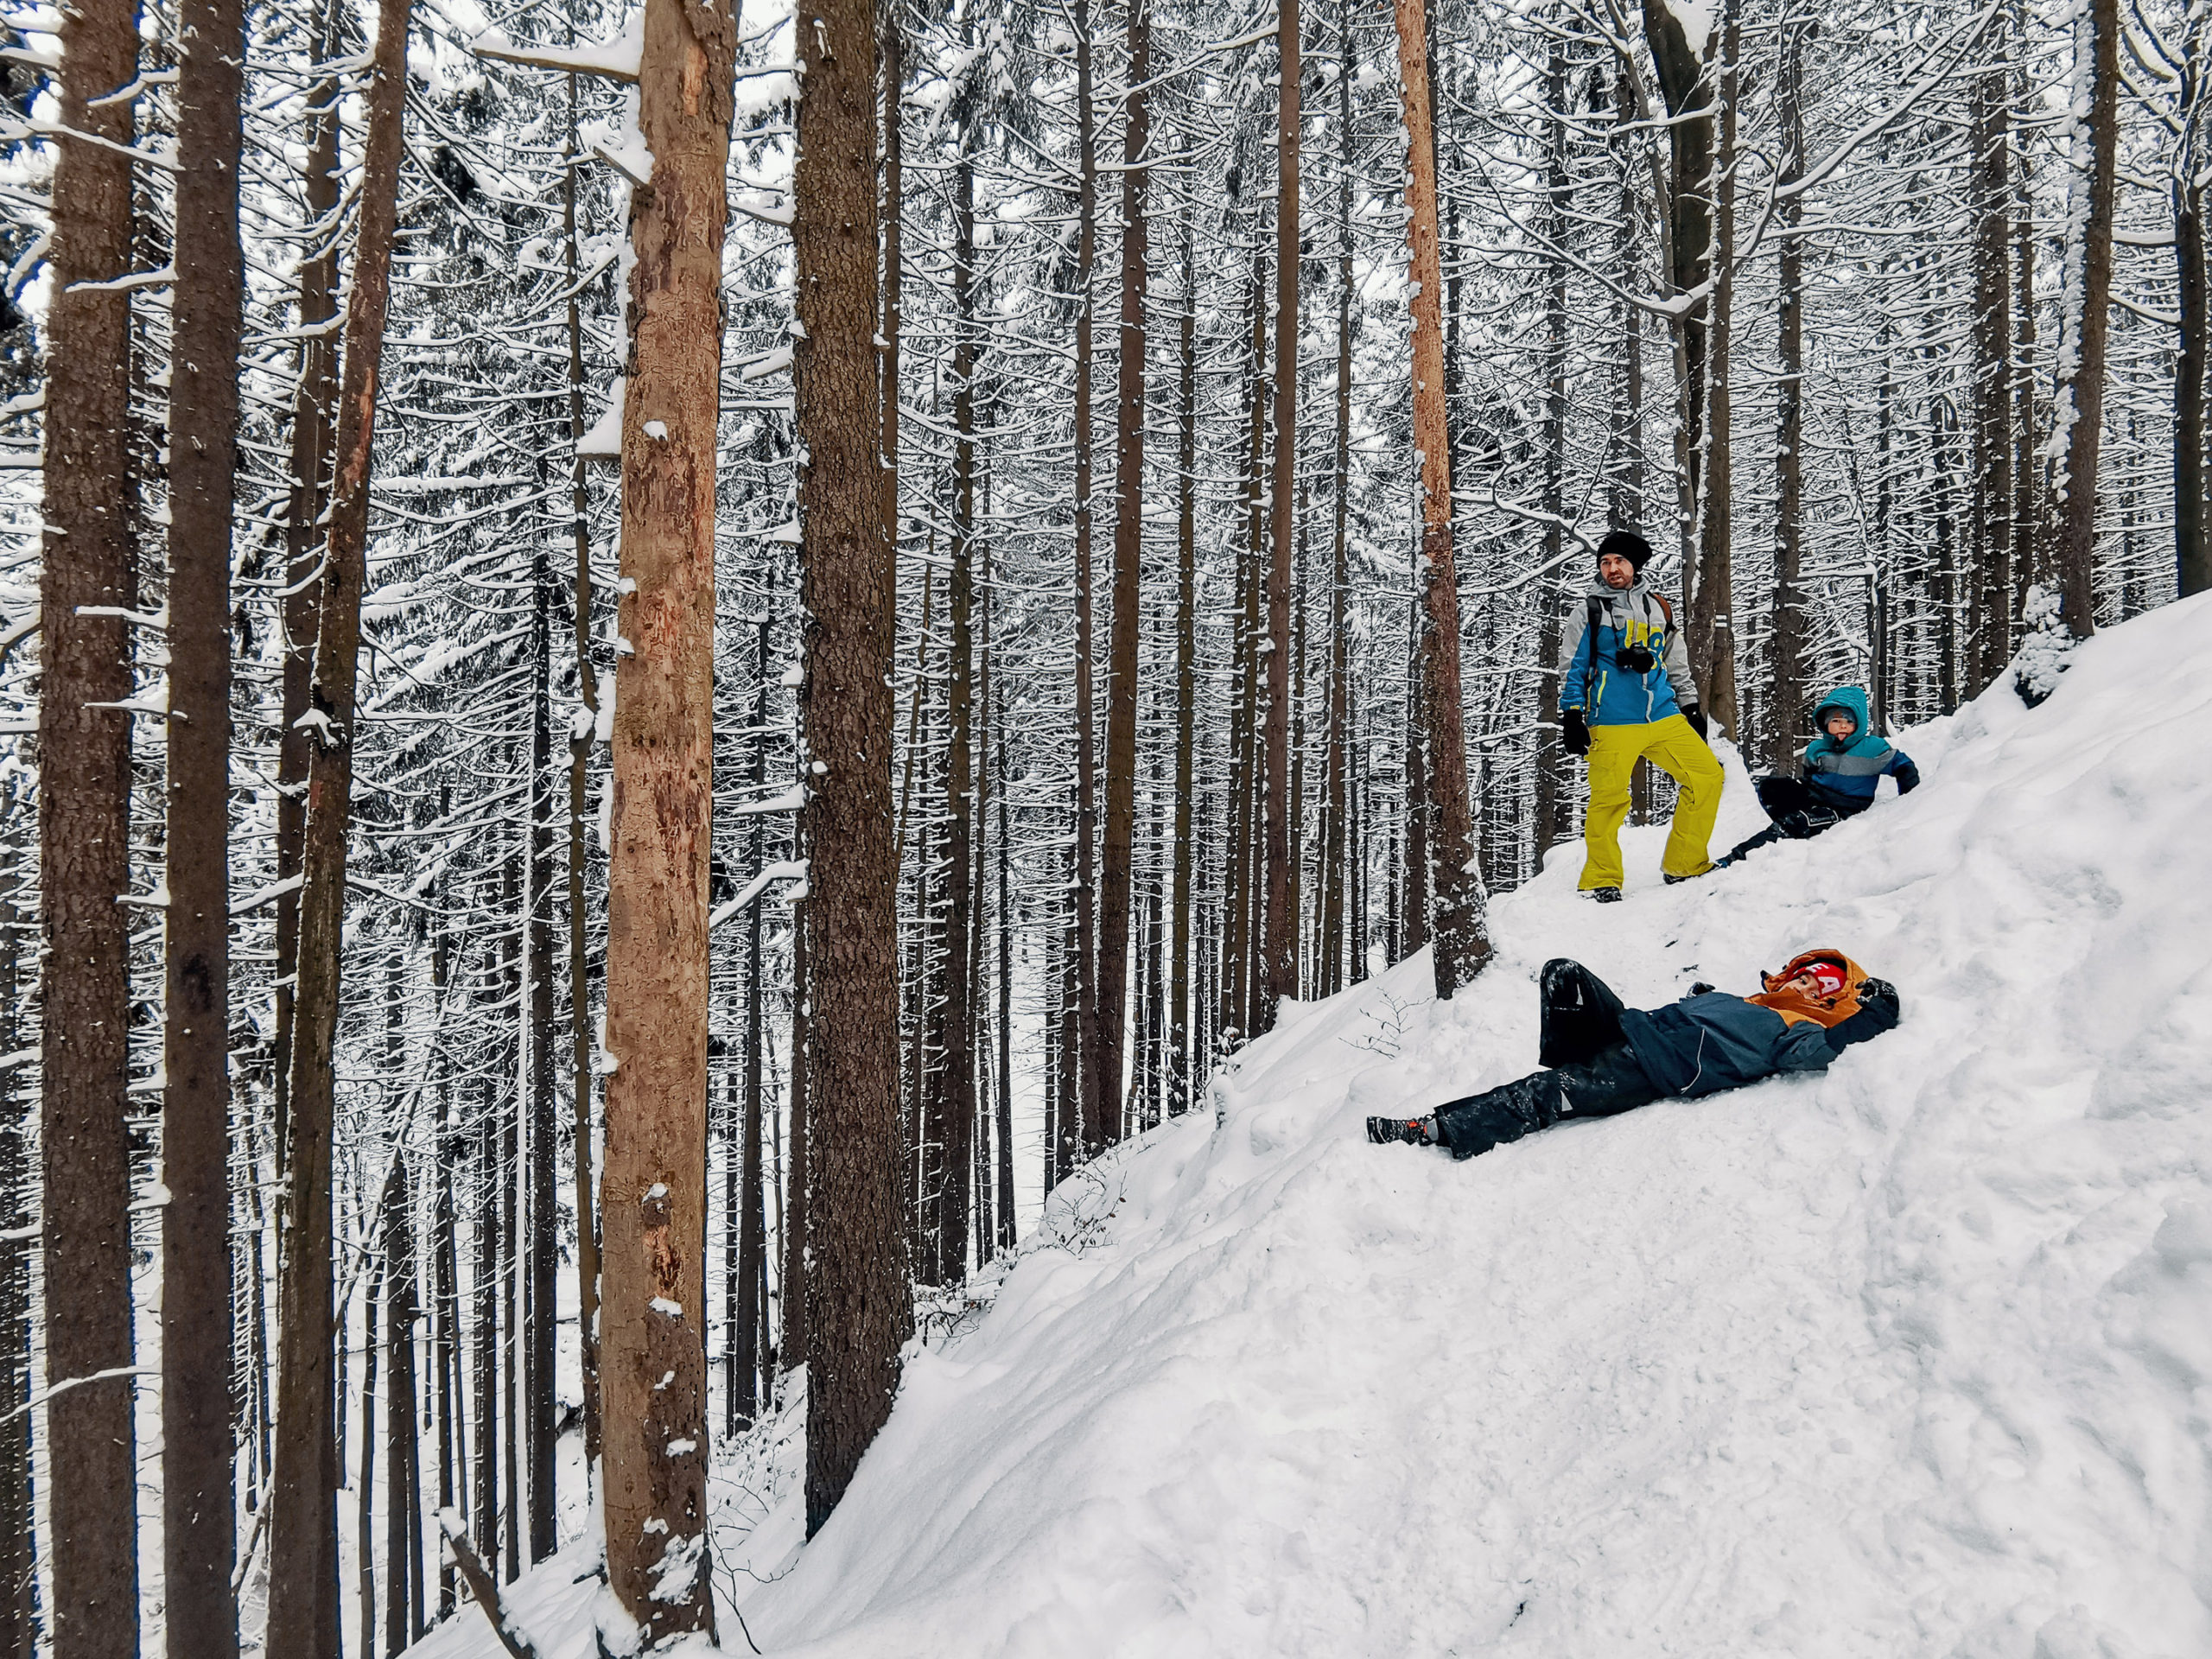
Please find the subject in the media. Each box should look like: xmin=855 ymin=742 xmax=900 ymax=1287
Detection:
xmin=1719 ymin=686 xmax=1919 ymax=867
xmin=1369 ymin=954 xmax=1899 ymax=1160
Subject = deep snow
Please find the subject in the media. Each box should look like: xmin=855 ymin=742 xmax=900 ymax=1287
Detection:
xmin=413 ymin=591 xmax=2212 ymax=1658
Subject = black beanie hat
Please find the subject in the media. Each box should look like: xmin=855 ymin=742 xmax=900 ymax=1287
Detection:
xmin=1597 ymin=530 xmax=1653 ymax=573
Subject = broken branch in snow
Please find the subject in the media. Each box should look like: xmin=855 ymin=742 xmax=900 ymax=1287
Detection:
xmin=439 ymin=1512 xmax=542 ymax=1659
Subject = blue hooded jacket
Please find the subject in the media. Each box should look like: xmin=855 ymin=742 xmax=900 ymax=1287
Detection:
xmin=1800 ymin=686 xmax=1918 ymax=808
xmin=1559 ymin=578 xmax=1698 ymax=728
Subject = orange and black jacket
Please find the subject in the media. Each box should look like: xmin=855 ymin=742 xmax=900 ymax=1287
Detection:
xmin=1617 ymin=950 xmax=1901 ymax=1099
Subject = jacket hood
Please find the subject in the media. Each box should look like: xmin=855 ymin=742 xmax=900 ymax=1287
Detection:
xmin=1809 ymin=686 xmax=1883 ymax=753
xmin=1584 ymin=574 xmax=1651 ymax=602
xmin=1751 ymin=948 xmax=1876 ymax=1030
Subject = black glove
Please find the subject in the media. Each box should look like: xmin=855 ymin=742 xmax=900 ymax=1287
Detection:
xmin=1823 ymin=977 xmax=1900 ymax=1054
xmin=1561 ymin=709 xmax=1590 ymax=758
xmin=1686 ymin=982 xmax=1715 ymax=998
xmin=1894 ymin=759 xmax=1921 ymax=795
xmin=1681 ymin=703 xmax=1709 ymax=741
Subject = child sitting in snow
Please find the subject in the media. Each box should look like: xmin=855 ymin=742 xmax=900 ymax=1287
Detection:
xmin=1718 ymin=686 xmax=1918 ymax=867
xmin=1369 ymin=953 xmax=1899 ymax=1160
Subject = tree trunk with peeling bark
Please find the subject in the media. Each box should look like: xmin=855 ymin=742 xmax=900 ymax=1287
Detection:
xmin=1391 ymin=0 xmax=1486 ymax=996
xmin=595 ymin=0 xmax=734 ymax=1633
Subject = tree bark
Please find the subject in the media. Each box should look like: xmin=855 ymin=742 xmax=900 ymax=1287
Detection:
xmin=1168 ymin=209 xmax=1196 ymax=1111
xmin=1260 ymin=0 xmax=1300 ymax=1023
xmin=2052 ymin=0 xmax=2120 ymax=638
xmin=561 ymin=77 xmax=603 ymax=1471
xmin=0 ymin=866 xmax=30 ymax=1659
xmin=526 ymin=551 xmax=558 ymax=1564
xmin=1392 ymin=0 xmax=1486 ymax=995
xmin=2177 ymin=9 xmax=2209 ymax=598
xmin=265 ymin=1 xmax=410 ymax=1653
xmin=1535 ymin=41 xmax=1568 ymax=854
xmin=166 ymin=0 xmax=245 ymax=1637
xmin=942 ymin=66 xmax=981 ymax=1281
xmin=733 ymin=619 xmax=771 ymax=1426
xmin=595 ymin=0 xmax=734 ymax=1632
xmin=274 ymin=0 xmax=345 ymax=1179
xmin=1690 ymin=0 xmax=1738 ymax=736
xmin=1072 ymin=0 xmax=1105 ymax=1156
xmin=38 ymin=0 xmax=142 ymax=1644
xmin=1099 ymin=0 xmax=1149 ymax=1117
xmin=1319 ymin=35 xmax=1351 ymax=998
xmin=1770 ymin=19 xmax=1808 ymax=770
xmin=1641 ymin=0 xmax=1713 ymax=573
xmin=1969 ymin=18 xmax=2015 ymax=680
xmin=794 ymin=0 xmax=906 ymax=1535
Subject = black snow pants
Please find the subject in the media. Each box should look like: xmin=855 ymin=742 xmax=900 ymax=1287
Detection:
xmin=1432 ymin=960 xmax=1663 ymax=1161
xmin=1723 ymin=776 xmax=1870 ymax=864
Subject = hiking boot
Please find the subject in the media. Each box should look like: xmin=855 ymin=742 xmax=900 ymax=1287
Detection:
xmin=1584 ymin=886 xmax=1624 ymax=905
xmin=1367 ymin=1116 xmax=1433 ymax=1147
xmin=1662 ymin=867 xmax=1713 ymax=886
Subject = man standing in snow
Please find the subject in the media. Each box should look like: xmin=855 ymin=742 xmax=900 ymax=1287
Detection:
xmin=1718 ymin=685 xmax=1919 ymax=867
xmin=1368 ymin=952 xmax=1899 ymax=1159
xmin=1559 ymin=530 xmax=1724 ymax=902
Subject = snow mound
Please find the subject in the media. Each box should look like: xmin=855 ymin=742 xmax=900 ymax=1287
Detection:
xmin=422 ymin=593 xmax=2212 ymax=1657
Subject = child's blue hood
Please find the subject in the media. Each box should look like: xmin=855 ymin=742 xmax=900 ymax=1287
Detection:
xmin=1809 ymin=685 xmax=1887 ymax=757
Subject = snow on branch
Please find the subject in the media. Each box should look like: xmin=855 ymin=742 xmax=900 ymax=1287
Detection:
xmin=469 ymin=17 xmax=642 ymax=83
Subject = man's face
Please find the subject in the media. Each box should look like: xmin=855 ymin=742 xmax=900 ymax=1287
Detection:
xmin=1599 ymin=553 xmax=1636 ymax=590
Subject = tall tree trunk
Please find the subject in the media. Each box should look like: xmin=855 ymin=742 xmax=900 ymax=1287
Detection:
xmin=0 ymin=864 xmax=29 ymax=1659
xmin=1071 ymin=0 xmax=1105 ymax=1157
xmin=2051 ymin=0 xmax=2120 ymax=638
xmin=166 ymin=0 xmax=245 ymax=1636
xmin=1392 ymin=0 xmax=1487 ymax=995
xmin=733 ymin=619 xmax=771 ymax=1427
xmin=1167 ymin=212 xmax=1197 ymax=1112
xmin=1641 ymin=0 xmax=1713 ymax=573
xmin=562 ymin=74 xmax=603 ymax=1471
xmin=1535 ymin=41 xmax=1568 ymax=855
xmin=1099 ymin=0 xmax=1149 ymax=1116
xmin=431 ymin=912 xmax=460 ymax=1618
xmin=994 ymin=662 xmax=1016 ymax=1233
xmin=1319 ymin=34 xmax=1351 ymax=997
xmin=267 ymin=1 xmax=411 ymax=1652
xmin=39 ymin=0 xmax=141 ymax=1645
xmin=882 ymin=10 xmax=902 ymax=558
xmin=795 ymin=0 xmax=906 ymax=1535
xmin=781 ymin=902 xmax=809 ymax=1373
xmin=942 ymin=79 xmax=981 ymax=1283
xmin=1402 ymin=595 xmax=1427 ymax=957
xmin=595 ymin=0 xmax=734 ymax=1632
xmin=274 ymin=0 xmax=346 ymax=1169
xmin=526 ymin=548 xmax=558 ymax=1565
xmin=383 ymin=1154 xmax=422 ymax=1654
xmin=2176 ymin=6 xmax=2209 ymax=599
xmin=1770 ymin=18 xmax=1808 ymax=770
xmin=1260 ymin=0 xmax=1301 ymax=1023
xmin=1969 ymin=20 xmax=2015 ymax=683
xmin=1690 ymin=0 xmax=1738 ymax=736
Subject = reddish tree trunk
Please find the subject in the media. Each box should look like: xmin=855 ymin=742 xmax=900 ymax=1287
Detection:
xmin=595 ymin=0 xmax=735 ymax=1632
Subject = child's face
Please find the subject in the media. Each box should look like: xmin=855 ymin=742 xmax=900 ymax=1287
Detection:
xmin=1824 ymin=711 xmax=1858 ymax=740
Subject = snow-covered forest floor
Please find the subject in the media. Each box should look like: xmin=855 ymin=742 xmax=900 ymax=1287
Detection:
xmin=414 ymin=594 xmax=2212 ymax=1656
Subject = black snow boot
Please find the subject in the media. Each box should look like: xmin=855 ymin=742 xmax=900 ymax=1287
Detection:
xmin=1585 ymin=886 xmax=1624 ymax=905
xmin=1367 ymin=1115 xmax=1435 ymax=1147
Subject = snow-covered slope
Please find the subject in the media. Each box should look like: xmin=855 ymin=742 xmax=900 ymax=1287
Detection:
xmin=418 ymin=592 xmax=2212 ymax=1659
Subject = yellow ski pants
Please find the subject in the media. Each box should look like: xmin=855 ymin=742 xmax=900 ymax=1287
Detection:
xmin=1580 ymin=714 xmax=1725 ymax=890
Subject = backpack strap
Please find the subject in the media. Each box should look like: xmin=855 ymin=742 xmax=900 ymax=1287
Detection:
xmin=1655 ymin=592 xmax=1675 ymax=631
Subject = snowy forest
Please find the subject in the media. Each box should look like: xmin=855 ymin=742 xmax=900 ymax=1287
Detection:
xmin=0 ymin=0 xmax=2205 ymax=1643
